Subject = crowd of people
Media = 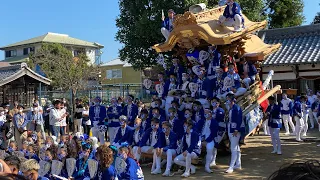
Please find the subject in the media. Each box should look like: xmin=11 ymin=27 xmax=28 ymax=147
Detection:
xmin=0 ymin=90 xmax=319 ymax=180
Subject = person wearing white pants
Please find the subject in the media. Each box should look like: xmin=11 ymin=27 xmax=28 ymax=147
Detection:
xmin=302 ymin=99 xmax=311 ymax=137
xmin=311 ymin=96 xmax=320 ymax=130
xmin=174 ymin=120 xmax=201 ymax=178
xmin=218 ymin=0 xmax=244 ymax=32
xmin=89 ymin=97 xmax=107 ymax=144
xmin=91 ymin=122 xmax=106 ymax=145
xmin=225 ymin=93 xmax=243 ymax=173
xmin=132 ymin=118 xmax=144 ymax=162
xmin=154 ymin=121 xmax=177 ymax=176
xmin=161 ymin=9 xmax=175 ymax=41
xmin=197 ymin=109 xmax=219 ymax=173
xmin=266 ymin=96 xmax=282 ymax=155
xmin=138 ymin=118 xmax=161 ymax=173
xmin=307 ymin=91 xmax=317 ymax=128
xmin=293 ymin=95 xmax=308 ymax=142
xmin=281 ymin=94 xmax=295 ymax=135
xmin=74 ymin=99 xmax=85 ymax=134
xmin=107 ymin=98 xmax=122 ymax=144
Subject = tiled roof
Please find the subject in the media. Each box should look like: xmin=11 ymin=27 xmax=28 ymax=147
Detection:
xmin=258 ymin=24 xmax=320 ymax=66
xmin=102 ymin=58 xmax=132 ymax=67
xmin=0 ymin=32 xmax=104 ymax=49
xmin=0 ymin=65 xmax=21 ymax=81
xmin=0 ymin=63 xmax=51 ymax=86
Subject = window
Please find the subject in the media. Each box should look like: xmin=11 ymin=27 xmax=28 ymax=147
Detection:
xmin=106 ymin=69 xmax=122 ymax=79
xmin=5 ymin=50 xmax=17 ymax=58
xmin=73 ymin=49 xmax=85 ymax=57
xmin=23 ymin=47 xmax=35 ymax=55
xmin=74 ymin=50 xmax=80 ymax=57
xmin=23 ymin=48 xmax=28 ymax=55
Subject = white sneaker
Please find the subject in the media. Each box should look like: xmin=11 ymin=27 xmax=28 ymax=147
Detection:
xmin=277 ymin=151 xmax=282 ymax=155
xmin=290 ymin=133 xmax=296 ymax=136
xmin=162 ymin=170 xmax=170 ymax=177
xmin=205 ymin=167 xmax=213 ymax=173
xmin=210 ymin=162 xmax=217 ymax=167
xmin=284 ymin=132 xmax=290 ymax=135
xmin=151 ymin=169 xmax=161 ymax=175
xmin=271 ymin=150 xmax=277 ymax=154
xmin=317 ymin=144 xmax=320 ymax=147
xmin=181 ymin=172 xmax=190 ymax=178
xmin=234 ymin=165 xmax=242 ymax=170
xmin=151 ymin=166 xmax=156 ymax=173
xmin=190 ymin=165 xmax=196 ymax=174
xmin=225 ymin=168 xmax=234 ymax=173
xmin=296 ymin=139 xmax=303 ymax=142
xmin=302 ymin=133 xmax=307 ymax=137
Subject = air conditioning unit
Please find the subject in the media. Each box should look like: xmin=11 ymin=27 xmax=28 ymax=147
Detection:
xmin=189 ymin=3 xmax=207 ymax=14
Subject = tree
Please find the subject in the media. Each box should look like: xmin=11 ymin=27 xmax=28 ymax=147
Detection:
xmin=116 ymin=0 xmax=185 ymax=70
xmin=116 ymin=0 xmax=303 ymax=69
xmin=267 ymin=0 xmax=305 ymax=29
xmin=312 ymin=12 xmax=320 ymax=24
xmin=29 ymin=43 xmax=99 ymax=113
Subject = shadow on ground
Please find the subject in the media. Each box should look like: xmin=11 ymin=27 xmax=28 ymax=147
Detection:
xmin=143 ymin=129 xmax=320 ymax=180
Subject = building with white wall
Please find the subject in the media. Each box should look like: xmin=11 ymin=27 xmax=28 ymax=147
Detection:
xmin=259 ymin=24 xmax=320 ymax=94
xmin=0 ymin=32 xmax=104 ymax=65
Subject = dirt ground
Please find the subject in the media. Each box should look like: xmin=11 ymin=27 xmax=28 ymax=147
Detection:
xmin=142 ymin=129 xmax=320 ymax=180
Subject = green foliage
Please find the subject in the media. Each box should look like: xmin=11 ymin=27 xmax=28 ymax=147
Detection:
xmin=29 ymin=43 xmax=98 ymax=94
xmin=267 ymin=0 xmax=305 ymax=29
xmin=312 ymin=12 xmax=320 ymax=24
xmin=238 ymin=0 xmax=266 ymax=22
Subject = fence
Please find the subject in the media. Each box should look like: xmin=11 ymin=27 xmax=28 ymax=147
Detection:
xmin=38 ymin=84 xmax=151 ymax=106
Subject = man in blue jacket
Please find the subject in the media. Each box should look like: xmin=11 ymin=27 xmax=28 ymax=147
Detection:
xmin=211 ymin=97 xmax=226 ymax=165
xmin=155 ymin=121 xmax=178 ymax=176
xmin=107 ymin=98 xmax=123 ymax=144
xmin=311 ymin=91 xmax=320 ymax=131
xmin=166 ymin=58 xmax=185 ymax=86
xmin=225 ymin=93 xmax=244 ymax=173
xmin=113 ymin=115 xmax=133 ymax=148
xmin=122 ymin=95 xmax=138 ymax=127
xmin=266 ymin=96 xmax=282 ymax=155
xmin=161 ymin=9 xmax=175 ymax=41
xmin=89 ymin=97 xmax=107 ymax=145
xmin=218 ymin=0 xmax=244 ymax=32
xmin=197 ymin=109 xmax=219 ymax=173
xmin=281 ymin=93 xmax=295 ymax=135
xmin=174 ymin=120 xmax=201 ymax=178
xmin=205 ymin=46 xmax=221 ymax=98
xmin=293 ymin=95 xmax=308 ymax=142
xmin=138 ymin=118 xmax=162 ymax=173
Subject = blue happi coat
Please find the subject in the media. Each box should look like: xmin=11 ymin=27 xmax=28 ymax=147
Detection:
xmin=182 ymin=131 xmax=201 ymax=156
xmin=266 ymin=103 xmax=282 ymax=128
xmin=122 ymin=104 xmax=139 ymax=127
xmin=157 ymin=130 xmax=178 ymax=152
xmin=107 ymin=105 xmax=123 ymax=127
xmin=114 ymin=126 xmax=134 ymax=145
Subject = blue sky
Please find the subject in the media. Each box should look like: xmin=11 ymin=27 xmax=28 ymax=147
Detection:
xmin=0 ymin=0 xmax=318 ymax=63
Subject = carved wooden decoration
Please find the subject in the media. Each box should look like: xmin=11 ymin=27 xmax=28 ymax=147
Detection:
xmin=173 ymin=12 xmax=197 ymax=28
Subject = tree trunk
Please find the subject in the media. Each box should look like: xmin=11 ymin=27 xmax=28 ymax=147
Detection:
xmin=71 ymin=89 xmax=77 ymax=132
